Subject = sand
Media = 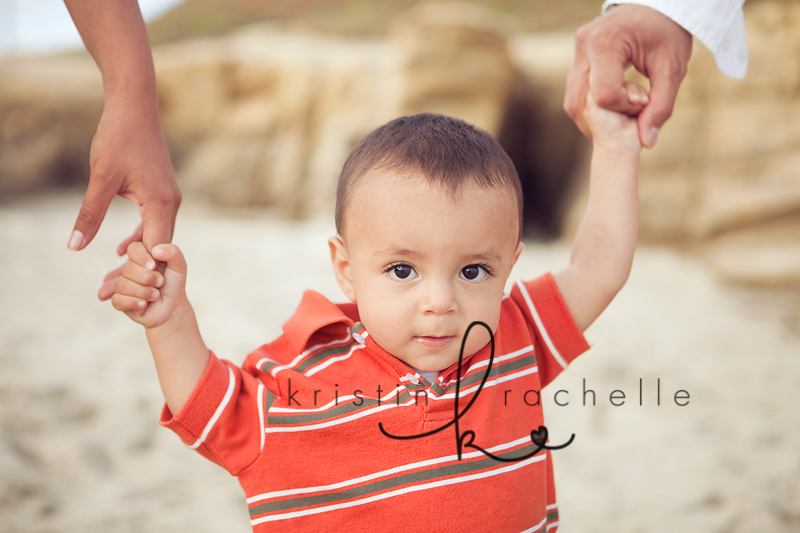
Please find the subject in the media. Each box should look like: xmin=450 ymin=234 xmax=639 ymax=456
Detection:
xmin=1 ymin=192 xmax=799 ymax=532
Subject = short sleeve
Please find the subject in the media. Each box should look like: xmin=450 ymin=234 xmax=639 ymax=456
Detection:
xmin=509 ymin=274 xmax=591 ymax=388
xmin=601 ymin=0 xmax=748 ymax=79
xmin=159 ymin=351 xmax=266 ymax=475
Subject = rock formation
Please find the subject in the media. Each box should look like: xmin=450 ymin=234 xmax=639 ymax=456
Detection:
xmin=154 ymin=1 xmax=515 ymax=217
xmin=0 ymin=56 xmax=102 ymax=198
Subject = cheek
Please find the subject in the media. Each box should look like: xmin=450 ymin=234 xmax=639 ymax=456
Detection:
xmin=461 ymin=298 xmax=503 ymax=353
xmin=463 ymin=289 xmax=503 ymax=322
xmin=354 ymin=280 xmax=414 ymax=337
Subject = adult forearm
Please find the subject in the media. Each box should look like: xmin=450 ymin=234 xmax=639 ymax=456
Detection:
xmin=145 ymin=303 xmax=210 ymax=415
xmin=64 ymin=0 xmax=157 ymax=102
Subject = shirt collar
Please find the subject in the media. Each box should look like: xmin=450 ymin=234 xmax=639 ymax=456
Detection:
xmin=282 ymin=290 xmax=360 ymax=354
xmin=282 ymin=291 xmax=481 ymax=380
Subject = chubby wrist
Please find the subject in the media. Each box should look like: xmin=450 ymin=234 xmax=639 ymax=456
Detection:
xmin=145 ymin=298 xmax=197 ymax=337
xmin=592 ymin=140 xmax=641 ymax=160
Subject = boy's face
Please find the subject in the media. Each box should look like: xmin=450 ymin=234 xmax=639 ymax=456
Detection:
xmin=329 ymin=169 xmax=524 ymax=372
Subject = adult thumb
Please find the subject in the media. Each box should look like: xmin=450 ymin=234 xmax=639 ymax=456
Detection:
xmin=68 ymin=177 xmax=116 ymax=250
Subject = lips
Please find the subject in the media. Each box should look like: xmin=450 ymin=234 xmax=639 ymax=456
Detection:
xmin=414 ymin=336 xmax=455 ymax=348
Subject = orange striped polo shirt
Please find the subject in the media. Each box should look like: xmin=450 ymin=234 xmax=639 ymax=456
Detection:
xmin=161 ymin=273 xmax=590 ymax=532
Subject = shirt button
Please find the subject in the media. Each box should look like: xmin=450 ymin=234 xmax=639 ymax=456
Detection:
xmin=402 ymin=373 xmax=419 ymax=385
xmin=352 ymin=332 xmax=366 ymax=344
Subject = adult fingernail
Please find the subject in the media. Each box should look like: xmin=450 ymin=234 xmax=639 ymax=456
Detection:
xmin=67 ymin=230 xmax=84 ymax=251
xmin=646 ymin=127 xmax=660 ymax=147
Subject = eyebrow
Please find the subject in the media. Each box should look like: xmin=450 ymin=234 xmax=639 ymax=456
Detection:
xmin=374 ymin=247 xmax=424 ymax=258
xmin=464 ymin=251 xmax=502 ymax=263
xmin=374 ymin=247 xmax=501 ymax=262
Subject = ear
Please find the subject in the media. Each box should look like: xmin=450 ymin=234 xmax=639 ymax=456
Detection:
xmin=328 ymin=236 xmax=356 ymax=302
xmin=511 ymin=241 xmax=525 ymax=270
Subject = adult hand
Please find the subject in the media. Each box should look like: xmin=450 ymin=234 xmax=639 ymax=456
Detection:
xmin=69 ymin=97 xmax=180 ymax=249
xmin=73 ymin=96 xmax=181 ymax=301
xmin=63 ymin=0 xmax=182 ymax=301
xmin=564 ymin=4 xmax=693 ymax=148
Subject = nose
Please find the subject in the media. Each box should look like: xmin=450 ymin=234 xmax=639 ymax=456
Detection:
xmin=419 ymin=278 xmax=457 ymax=315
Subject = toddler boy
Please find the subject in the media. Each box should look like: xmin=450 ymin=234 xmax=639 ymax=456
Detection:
xmin=110 ymin=85 xmax=645 ymax=531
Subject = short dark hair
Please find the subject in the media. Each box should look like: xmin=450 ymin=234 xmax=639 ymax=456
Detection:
xmin=335 ymin=113 xmax=523 ymax=239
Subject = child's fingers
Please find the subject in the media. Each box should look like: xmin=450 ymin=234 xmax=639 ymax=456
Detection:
xmin=126 ymin=241 xmax=157 ymax=270
xmin=625 ymin=82 xmax=650 ymax=106
xmin=110 ymin=292 xmax=148 ymax=316
xmin=121 ymin=259 xmax=164 ymax=288
xmin=151 ymin=244 xmax=187 ymax=276
xmin=114 ymin=276 xmax=161 ymax=303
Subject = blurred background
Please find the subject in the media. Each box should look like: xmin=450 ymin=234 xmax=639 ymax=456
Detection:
xmin=1 ymin=0 xmax=799 ymax=531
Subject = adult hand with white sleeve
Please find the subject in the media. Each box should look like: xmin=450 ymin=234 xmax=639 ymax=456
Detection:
xmin=564 ymin=4 xmax=692 ymax=148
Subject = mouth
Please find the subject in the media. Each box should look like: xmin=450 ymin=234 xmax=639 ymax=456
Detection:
xmin=414 ymin=336 xmax=456 ymax=349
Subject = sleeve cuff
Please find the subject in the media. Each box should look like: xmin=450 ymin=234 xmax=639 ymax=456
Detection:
xmin=601 ymin=0 xmax=748 ymax=79
xmin=159 ymin=350 xmax=233 ymax=444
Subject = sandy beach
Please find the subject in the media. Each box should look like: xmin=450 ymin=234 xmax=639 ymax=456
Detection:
xmin=1 ymin=192 xmax=799 ymax=532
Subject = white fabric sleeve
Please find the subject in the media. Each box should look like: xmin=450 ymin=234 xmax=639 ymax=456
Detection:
xmin=601 ymin=0 xmax=748 ymax=79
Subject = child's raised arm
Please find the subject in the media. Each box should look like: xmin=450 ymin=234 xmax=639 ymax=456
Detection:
xmin=553 ymin=83 xmax=646 ymax=331
xmin=111 ymin=243 xmax=209 ymax=413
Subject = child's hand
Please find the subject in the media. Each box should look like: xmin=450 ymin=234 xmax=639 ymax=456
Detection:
xmin=111 ymin=242 xmax=188 ymax=329
xmin=582 ymin=82 xmax=646 ymax=154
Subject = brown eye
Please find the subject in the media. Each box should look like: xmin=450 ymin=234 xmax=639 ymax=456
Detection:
xmin=394 ymin=265 xmax=412 ymax=279
xmin=461 ymin=265 xmax=488 ymax=282
xmin=388 ymin=264 xmax=418 ymax=281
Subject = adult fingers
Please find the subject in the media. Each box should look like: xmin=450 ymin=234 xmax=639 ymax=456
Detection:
xmin=564 ymin=24 xmax=592 ymax=137
xmin=116 ymin=223 xmax=144 ymax=256
xmin=638 ymin=57 xmax=687 ymax=148
xmin=140 ymin=194 xmax=180 ymax=253
xmin=587 ymin=40 xmax=644 ymax=116
xmin=68 ymin=174 xmax=117 ymax=251
xmin=98 ymin=264 xmax=124 ymax=301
